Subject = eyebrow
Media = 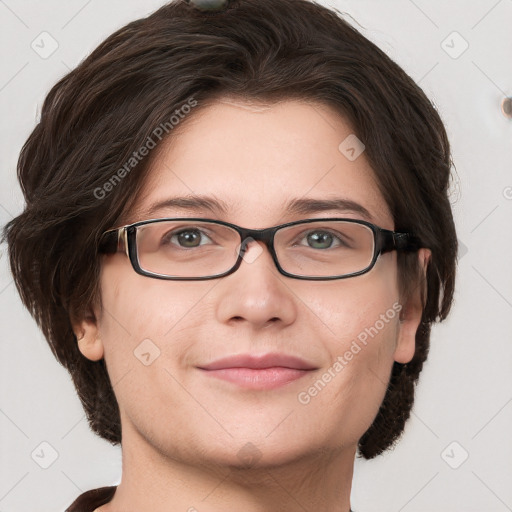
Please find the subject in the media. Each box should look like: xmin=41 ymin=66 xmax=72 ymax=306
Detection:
xmin=138 ymin=194 xmax=374 ymax=222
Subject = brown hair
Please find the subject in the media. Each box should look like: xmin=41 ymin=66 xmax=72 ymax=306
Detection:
xmin=2 ymin=0 xmax=457 ymax=458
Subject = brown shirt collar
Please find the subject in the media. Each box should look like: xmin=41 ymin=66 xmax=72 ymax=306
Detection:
xmin=66 ymin=486 xmax=116 ymax=512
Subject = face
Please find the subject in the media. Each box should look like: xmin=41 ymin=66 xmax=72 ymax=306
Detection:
xmin=78 ymin=98 xmax=427 ymax=472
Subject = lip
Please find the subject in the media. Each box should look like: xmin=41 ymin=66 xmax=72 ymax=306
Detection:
xmin=197 ymin=353 xmax=318 ymax=390
xmin=198 ymin=353 xmax=318 ymax=371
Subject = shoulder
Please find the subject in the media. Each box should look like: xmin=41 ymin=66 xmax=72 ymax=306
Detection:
xmin=65 ymin=486 xmax=117 ymax=512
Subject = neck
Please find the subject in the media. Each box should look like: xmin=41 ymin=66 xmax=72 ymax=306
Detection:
xmin=102 ymin=424 xmax=356 ymax=512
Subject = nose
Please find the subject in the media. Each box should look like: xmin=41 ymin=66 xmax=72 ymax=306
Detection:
xmin=214 ymin=239 xmax=297 ymax=329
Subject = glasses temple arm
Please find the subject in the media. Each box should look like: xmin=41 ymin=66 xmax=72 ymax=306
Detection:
xmin=98 ymin=228 xmax=126 ymax=254
xmin=380 ymin=231 xmax=424 ymax=254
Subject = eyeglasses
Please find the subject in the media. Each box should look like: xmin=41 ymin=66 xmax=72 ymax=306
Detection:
xmin=98 ymin=217 xmax=422 ymax=281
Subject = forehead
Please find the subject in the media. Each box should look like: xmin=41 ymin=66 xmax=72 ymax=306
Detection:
xmin=127 ymin=98 xmax=393 ymax=229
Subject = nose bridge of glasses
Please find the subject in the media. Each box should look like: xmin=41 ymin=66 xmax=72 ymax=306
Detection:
xmin=238 ymin=226 xmax=276 ymax=255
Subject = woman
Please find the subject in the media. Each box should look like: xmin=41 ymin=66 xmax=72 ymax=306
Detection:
xmin=3 ymin=0 xmax=457 ymax=510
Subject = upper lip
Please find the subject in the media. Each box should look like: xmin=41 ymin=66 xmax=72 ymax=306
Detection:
xmin=198 ymin=353 xmax=318 ymax=371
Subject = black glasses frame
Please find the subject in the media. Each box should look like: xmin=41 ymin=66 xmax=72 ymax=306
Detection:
xmin=98 ymin=217 xmax=423 ymax=281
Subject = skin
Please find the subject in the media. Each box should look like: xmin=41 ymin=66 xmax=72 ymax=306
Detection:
xmin=75 ymin=98 xmax=430 ymax=512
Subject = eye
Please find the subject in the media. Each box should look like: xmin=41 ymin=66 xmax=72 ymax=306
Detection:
xmin=163 ymin=228 xmax=213 ymax=248
xmin=297 ymin=229 xmax=348 ymax=250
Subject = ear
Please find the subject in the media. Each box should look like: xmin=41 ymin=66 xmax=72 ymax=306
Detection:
xmin=72 ymin=307 xmax=104 ymax=362
xmin=393 ymin=248 xmax=431 ymax=364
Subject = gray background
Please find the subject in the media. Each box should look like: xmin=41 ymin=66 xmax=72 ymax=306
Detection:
xmin=1 ymin=1 xmax=511 ymax=511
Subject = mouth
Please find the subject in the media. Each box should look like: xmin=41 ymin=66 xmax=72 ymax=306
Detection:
xmin=198 ymin=367 xmax=314 ymax=390
xmin=197 ymin=353 xmax=318 ymax=390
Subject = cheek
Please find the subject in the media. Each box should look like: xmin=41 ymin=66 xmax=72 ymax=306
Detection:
xmin=297 ymin=266 xmax=401 ymax=414
xmin=300 ymin=299 xmax=401 ymax=444
xmin=301 ymin=258 xmax=400 ymax=351
xmin=96 ymin=261 xmax=211 ymax=381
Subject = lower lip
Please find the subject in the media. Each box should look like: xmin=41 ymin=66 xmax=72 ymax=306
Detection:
xmin=198 ymin=367 xmax=313 ymax=390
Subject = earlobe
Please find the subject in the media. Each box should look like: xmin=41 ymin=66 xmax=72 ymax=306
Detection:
xmin=420 ymin=248 xmax=432 ymax=270
xmin=73 ymin=313 xmax=104 ymax=362
xmin=393 ymin=248 xmax=431 ymax=364
xmin=394 ymin=303 xmax=420 ymax=363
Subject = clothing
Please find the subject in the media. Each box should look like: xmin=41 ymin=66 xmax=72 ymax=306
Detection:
xmin=65 ymin=486 xmax=116 ymax=511
xmin=66 ymin=486 xmax=354 ymax=511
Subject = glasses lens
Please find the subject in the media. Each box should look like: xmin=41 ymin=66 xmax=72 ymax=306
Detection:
xmin=133 ymin=219 xmax=375 ymax=279
xmin=275 ymin=220 xmax=375 ymax=277
xmin=135 ymin=220 xmax=240 ymax=278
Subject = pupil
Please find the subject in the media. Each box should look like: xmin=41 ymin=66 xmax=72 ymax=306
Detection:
xmin=308 ymin=232 xmax=332 ymax=248
xmin=178 ymin=230 xmax=200 ymax=247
